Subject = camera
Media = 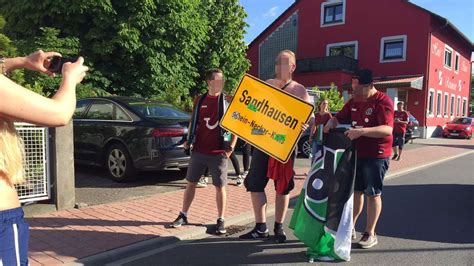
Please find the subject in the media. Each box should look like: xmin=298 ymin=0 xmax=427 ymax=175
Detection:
xmin=48 ymin=56 xmax=79 ymax=74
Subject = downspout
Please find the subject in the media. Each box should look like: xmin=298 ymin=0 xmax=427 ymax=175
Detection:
xmin=423 ymin=18 xmax=449 ymax=138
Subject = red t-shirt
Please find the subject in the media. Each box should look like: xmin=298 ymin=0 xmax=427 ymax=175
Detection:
xmin=393 ymin=111 xmax=409 ymax=134
xmin=314 ymin=112 xmax=332 ymax=126
xmin=335 ymin=91 xmax=394 ymax=159
xmin=192 ymin=94 xmax=225 ymax=155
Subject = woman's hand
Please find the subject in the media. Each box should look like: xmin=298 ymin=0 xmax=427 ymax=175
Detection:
xmin=62 ymin=57 xmax=88 ymax=85
xmin=24 ymin=50 xmax=62 ymax=77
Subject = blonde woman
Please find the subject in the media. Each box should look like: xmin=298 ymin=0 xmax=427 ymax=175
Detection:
xmin=309 ymin=99 xmax=332 ymax=164
xmin=0 ymin=50 xmax=88 ymax=265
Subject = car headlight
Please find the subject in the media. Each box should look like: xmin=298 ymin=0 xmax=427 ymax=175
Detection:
xmin=465 ymin=127 xmax=471 ymax=131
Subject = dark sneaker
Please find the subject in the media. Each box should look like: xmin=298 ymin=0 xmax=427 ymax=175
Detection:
xmin=352 ymin=228 xmax=357 ymax=240
xmin=358 ymin=232 xmax=378 ymax=249
xmin=396 ymin=155 xmax=401 ymax=161
xmin=216 ymin=218 xmax=226 ymax=234
xmin=391 ymin=154 xmax=398 ymax=160
xmin=239 ymin=228 xmax=269 ymax=240
xmin=274 ymin=228 xmax=287 ymax=243
xmin=170 ymin=213 xmax=188 ymax=228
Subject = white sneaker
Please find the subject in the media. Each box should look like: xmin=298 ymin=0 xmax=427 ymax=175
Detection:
xmin=196 ymin=177 xmax=208 ymax=188
xmin=358 ymin=232 xmax=378 ymax=249
xmin=236 ymin=175 xmax=244 ymax=186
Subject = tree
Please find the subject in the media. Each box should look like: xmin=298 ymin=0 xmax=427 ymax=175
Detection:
xmin=0 ymin=0 xmax=250 ymax=110
xmin=194 ymin=0 xmax=250 ymax=97
xmin=310 ymin=83 xmax=345 ymax=113
xmin=0 ymin=15 xmax=26 ymax=86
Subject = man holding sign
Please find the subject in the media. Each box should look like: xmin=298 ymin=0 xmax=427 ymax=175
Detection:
xmin=239 ymin=50 xmax=311 ymax=243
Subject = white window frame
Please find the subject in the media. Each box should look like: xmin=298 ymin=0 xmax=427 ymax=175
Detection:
xmin=326 ymin=41 xmax=359 ymax=59
xmin=427 ymin=88 xmax=435 ymax=117
xmin=436 ymin=90 xmax=442 ymax=117
xmin=444 ymin=45 xmax=453 ymax=70
xmin=450 ymin=94 xmax=455 ymax=118
xmin=443 ymin=92 xmax=449 ymax=117
xmin=380 ymin=35 xmax=407 ymax=63
xmin=454 ymin=52 xmax=460 ymax=73
xmin=462 ymin=97 xmax=468 ymax=116
xmin=320 ymin=0 xmax=346 ymax=28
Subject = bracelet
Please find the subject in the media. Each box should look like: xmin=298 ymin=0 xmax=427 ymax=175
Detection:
xmin=0 ymin=57 xmax=6 ymax=75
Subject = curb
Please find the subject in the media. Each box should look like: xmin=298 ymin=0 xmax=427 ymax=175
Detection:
xmin=69 ymin=206 xmax=280 ymax=265
xmin=69 ymin=151 xmax=473 ymax=265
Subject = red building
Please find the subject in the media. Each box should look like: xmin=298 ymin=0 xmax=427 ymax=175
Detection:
xmin=246 ymin=0 xmax=473 ymax=138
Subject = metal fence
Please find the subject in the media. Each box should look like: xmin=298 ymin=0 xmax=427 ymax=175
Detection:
xmin=14 ymin=123 xmax=50 ymax=203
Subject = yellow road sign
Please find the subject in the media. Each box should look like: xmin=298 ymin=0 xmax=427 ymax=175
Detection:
xmin=220 ymin=74 xmax=314 ymax=163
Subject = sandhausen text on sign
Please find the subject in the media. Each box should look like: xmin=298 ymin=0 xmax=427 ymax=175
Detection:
xmin=220 ymin=74 xmax=314 ymax=163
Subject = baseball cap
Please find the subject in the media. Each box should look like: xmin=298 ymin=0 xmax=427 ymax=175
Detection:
xmin=352 ymin=69 xmax=373 ymax=85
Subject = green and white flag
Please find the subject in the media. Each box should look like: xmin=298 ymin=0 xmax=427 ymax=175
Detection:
xmin=290 ymin=128 xmax=356 ymax=261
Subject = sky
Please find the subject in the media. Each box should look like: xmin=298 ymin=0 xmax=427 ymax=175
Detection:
xmin=240 ymin=0 xmax=474 ymax=46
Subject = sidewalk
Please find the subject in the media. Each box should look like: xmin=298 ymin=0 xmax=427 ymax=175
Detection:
xmin=26 ymin=138 xmax=474 ymax=265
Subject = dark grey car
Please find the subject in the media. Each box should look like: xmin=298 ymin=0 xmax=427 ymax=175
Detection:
xmin=73 ymin=97 xmax=190 ymax=182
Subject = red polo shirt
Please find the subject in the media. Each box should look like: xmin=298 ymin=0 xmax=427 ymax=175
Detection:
xmin=335 ymin=91 xmax=394 ymax=159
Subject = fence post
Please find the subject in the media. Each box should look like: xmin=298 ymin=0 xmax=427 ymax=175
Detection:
xmin=50 ymin=120 xmax=76 ymax=210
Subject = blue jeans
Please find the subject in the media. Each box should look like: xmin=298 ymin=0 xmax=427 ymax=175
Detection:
xmin=310 ymin=139 xmax=322 ymax=165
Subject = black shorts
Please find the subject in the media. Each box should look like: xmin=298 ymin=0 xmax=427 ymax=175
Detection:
xmin=244 ymin=148 xmax=295 ymax=195
xmin=392 ymin=133 xmax=405 ymax=149
xmin=354 ymin=158 xmax=389 ymax=196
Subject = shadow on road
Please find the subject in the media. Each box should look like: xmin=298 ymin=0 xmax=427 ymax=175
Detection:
xmin=356 ymin=184 xmax=474 ymax=244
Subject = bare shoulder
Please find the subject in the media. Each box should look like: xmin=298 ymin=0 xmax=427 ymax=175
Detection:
xmin=288 ymin=82 xmax=310 ymax=102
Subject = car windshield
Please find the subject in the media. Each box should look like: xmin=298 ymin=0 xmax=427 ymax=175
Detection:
xmin=128 ymin=102 xmax=190 ymax=119
xmin=450 ymin=118 xmax=471 ymax=125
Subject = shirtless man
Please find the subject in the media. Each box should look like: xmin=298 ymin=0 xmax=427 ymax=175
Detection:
xmin=239 ymin=50 xmax=310 ymax=243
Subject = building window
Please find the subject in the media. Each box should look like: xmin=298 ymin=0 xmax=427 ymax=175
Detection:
xmin=436 ymin=91 xmax=442 ymax=117
xmin=454 ymin=52 xmax=460 ymax=72
xmin=444 ymin=45 xmax=453 ymax=69
xmin=428 ymin=89 xmax=434 ymax=116
xmin=321 ymin=0 xmax=345 ymax=27
xmin=443 ymin=93 xmax=449 ymax=117
xmin=380 ymin=35 xmax=407 ymax=63
xmin=450 ymin=95 xmax=455 ymax=117
xmin=462 ymin=98 xmax=467 ymax=116
xmin=326 ymin=41 xmax=358 ymax=59
xmin=457 ymin=97 xmax=461 ymax=117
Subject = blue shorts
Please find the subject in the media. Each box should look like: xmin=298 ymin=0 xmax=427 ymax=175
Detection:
xmin=0 ymin=207 xmax=29 ymax=266
xmin=355 ymin=158 xmax=390 ymax=196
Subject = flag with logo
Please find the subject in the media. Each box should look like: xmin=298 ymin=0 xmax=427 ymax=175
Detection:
xmin=289 ymin=127 xmax=356 ymax=261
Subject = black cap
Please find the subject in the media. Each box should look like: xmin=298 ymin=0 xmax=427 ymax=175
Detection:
xmin=352 ymin=69 xmax=373 ymax=85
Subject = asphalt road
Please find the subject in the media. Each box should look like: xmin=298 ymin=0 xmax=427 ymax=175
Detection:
xmin=110 ymin=153 xmax=474 ymax=266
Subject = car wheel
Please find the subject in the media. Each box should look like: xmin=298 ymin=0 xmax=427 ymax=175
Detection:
xmin=106 ymin=143 xmax=137 ymax=182
xmin=299 ymin=136 xmax=311 ymax=158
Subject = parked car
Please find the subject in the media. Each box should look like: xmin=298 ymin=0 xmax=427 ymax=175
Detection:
xmin=442 ymin=117 xmax=473 ymax=139
xmin=405 ymin=113 xmax=421 ymax=144
xmin=73 ymin=97 xmax=191 ymax=182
